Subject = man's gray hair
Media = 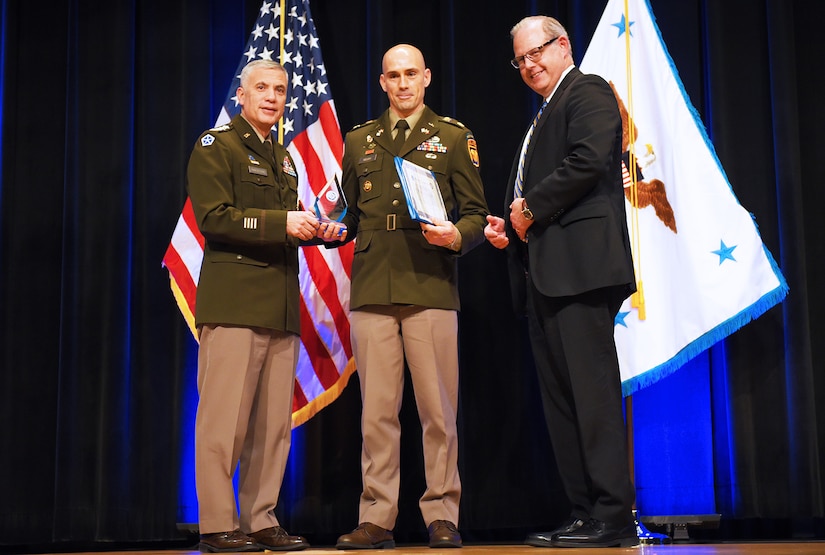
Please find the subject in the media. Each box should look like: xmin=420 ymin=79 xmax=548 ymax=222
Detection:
xmin=511 ymin=15 xmax=570 ymax=49
xmin=239 ymin=59 xmax=287 ymax=88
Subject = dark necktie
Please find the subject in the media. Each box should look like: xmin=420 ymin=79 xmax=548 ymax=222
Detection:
xmin=394 ymin=119 xmax=409 ymax=154
xmin=514 ymin=100 xmax=548 ymax=198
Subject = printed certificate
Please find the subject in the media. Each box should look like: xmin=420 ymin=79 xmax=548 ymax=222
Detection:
xmin=394 ymin=157 xmax=447 ymax=225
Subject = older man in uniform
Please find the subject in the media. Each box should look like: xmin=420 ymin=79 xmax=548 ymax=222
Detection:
xmin=333 ymin=44 xmax=488 ymax=550
xmin=187 ymin=59 xmax=344 ymax=553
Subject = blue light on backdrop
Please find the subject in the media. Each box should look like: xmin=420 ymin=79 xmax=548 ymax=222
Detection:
xmin=633 ymin=353 xmax=717 ymax=516
xmin=173 ymin=0 xmax=721 ymax=529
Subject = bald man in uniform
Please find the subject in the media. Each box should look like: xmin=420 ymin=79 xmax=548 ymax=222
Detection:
xmin=333 ymin=44 xmax=488 ymax=550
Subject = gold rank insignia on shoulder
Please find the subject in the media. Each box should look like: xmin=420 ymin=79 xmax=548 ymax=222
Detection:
xmin=440 ymin=117 xmax=466 ymax=128
xmin=351 ymin=119 xmax=375 ymax=131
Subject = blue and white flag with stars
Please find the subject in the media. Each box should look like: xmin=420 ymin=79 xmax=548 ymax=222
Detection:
xmin=580 ymin=0 xmax=788 ymax=395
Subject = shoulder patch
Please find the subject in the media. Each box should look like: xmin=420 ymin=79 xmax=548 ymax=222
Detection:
xmin=440 ymin=116 xmax=466 ymax=129
xmin=201 ymin=134 xmax=215 ymax=147
xmin=466 ymin=133 xmax=480 ymax=168
xmin=350 ymin=119 xmax=376 ymax=131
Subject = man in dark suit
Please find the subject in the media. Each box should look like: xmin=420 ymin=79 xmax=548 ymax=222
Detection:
xmin=333 ymin=44 xmax=489 ymax=550
xmin=187 ymin=59 xmax=344 ymax=553
xmin=485 ymin=16 xmax=639 ymax=549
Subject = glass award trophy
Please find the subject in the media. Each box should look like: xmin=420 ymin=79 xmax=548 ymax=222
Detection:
xmin=314 ymin=174 xmax=348 ymax=224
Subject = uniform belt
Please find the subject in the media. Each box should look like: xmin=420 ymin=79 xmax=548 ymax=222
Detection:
xmin=358 ymin=214 xmax=419 ymax=231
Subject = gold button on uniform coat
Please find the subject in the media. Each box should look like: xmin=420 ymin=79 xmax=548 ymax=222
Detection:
xmin=187 ymin=114 xmax=302 ymax=334
xmin=339 ymin=106 xmax=489 ymax=311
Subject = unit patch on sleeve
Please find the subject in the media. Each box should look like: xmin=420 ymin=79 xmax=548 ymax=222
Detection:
xmin=466 ymin=134 xmax=480 ymax=168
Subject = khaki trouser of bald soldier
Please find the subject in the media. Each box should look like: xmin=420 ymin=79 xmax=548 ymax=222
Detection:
xmin=351 ymin=305 xmax=461 ymax=529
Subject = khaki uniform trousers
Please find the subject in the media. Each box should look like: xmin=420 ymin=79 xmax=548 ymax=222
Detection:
xmin=195 ymin=324 xmax=298 ymax=534
xmin=350 ymin=305 xmax=461 ymax=529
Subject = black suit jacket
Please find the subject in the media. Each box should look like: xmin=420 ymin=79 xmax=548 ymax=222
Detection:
xmin=505 ymin=67 xmax=635 ymax=310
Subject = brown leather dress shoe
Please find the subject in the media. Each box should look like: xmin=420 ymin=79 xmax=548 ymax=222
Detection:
xmin=336 ymin=522 xmax=395 ymax=550
xmin=199 ymin=529 xmax=262 ymax=553
xmin=249 ymin=526 xmax=309 ymax=551
xmin=427 ymin=520 xmax=462 ymax=548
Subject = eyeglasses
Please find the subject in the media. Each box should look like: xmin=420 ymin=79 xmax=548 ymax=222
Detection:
xmin=510 ymin=37 xmax=559 ymax=69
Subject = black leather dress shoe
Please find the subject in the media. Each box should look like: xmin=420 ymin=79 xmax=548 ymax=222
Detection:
xmin=551 ymin=519 xmax=639 ymax=548
xmin=199 ymin=529 xmax=262 ymax=553
xmin=525 ymin=517 xmax=586 ymax=547
xmin=249 ymin=526 xmax=309 ymax=551
xmin=427 ymin=520 xmax=462 ymax=548
xmin=336 ymin=522 xmax=395 ymax=550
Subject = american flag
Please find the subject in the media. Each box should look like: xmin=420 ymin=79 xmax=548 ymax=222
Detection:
xmin=162 ymin=0 xmax=355 ymax=427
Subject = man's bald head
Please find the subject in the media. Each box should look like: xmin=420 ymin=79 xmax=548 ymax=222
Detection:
xmin=379 ymin=44 xmax=431 ymax=118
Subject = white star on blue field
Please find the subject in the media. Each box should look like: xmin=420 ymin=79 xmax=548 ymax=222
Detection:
xmin=713 ymin=240 xmax=737 ymax=264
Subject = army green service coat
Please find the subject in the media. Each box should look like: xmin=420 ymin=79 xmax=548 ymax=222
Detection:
xmin=187 ymin=114 xmax=302 ymax=334
xmin=339 ymin=106 xmax=489 ymax=311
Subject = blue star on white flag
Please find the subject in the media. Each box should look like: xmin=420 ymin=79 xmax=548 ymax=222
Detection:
xmin=580 ymin=0 xmax=788 ymax=394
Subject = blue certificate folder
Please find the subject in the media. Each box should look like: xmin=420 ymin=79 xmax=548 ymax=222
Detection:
xmin=394 ymin=157 xmax=447 ymax=225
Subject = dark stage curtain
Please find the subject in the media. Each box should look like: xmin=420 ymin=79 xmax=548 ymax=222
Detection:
xmin=1 ymin=0 xmax=822 ymax=548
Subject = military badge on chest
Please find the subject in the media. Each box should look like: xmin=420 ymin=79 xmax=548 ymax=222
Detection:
xmin=282 ymin=156 xmax=297 ymax=177
xmin=417 ymin=136 xmax=447 ymax=154
xmin=417 ymin=136 xmax=447 ymax=160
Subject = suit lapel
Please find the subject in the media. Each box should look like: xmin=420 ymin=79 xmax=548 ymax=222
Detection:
xmin=521 ymin=68 xmax=583 ymax=191
xmin=540 ymin=67 xmax=582 ymax=123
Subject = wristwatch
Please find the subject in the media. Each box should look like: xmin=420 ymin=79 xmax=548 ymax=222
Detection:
xmin=521 ymin=198 xmax=534 ymax=220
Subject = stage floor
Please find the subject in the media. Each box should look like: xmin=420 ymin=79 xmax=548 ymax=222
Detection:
xmin=40 ymin=543 xmax=825 ymax=555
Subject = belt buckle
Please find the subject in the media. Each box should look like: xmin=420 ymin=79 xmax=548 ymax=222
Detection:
xmin=386 ymin=213 xmax=397 ymax=231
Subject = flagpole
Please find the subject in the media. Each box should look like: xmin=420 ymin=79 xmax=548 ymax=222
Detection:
xmin=277 ymin=0 xmax=287 ymax=146
xmin=622 ymin=0 xmax=666 ymax=544
xmin=622 ymin=0 xmax=646 ymax=321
